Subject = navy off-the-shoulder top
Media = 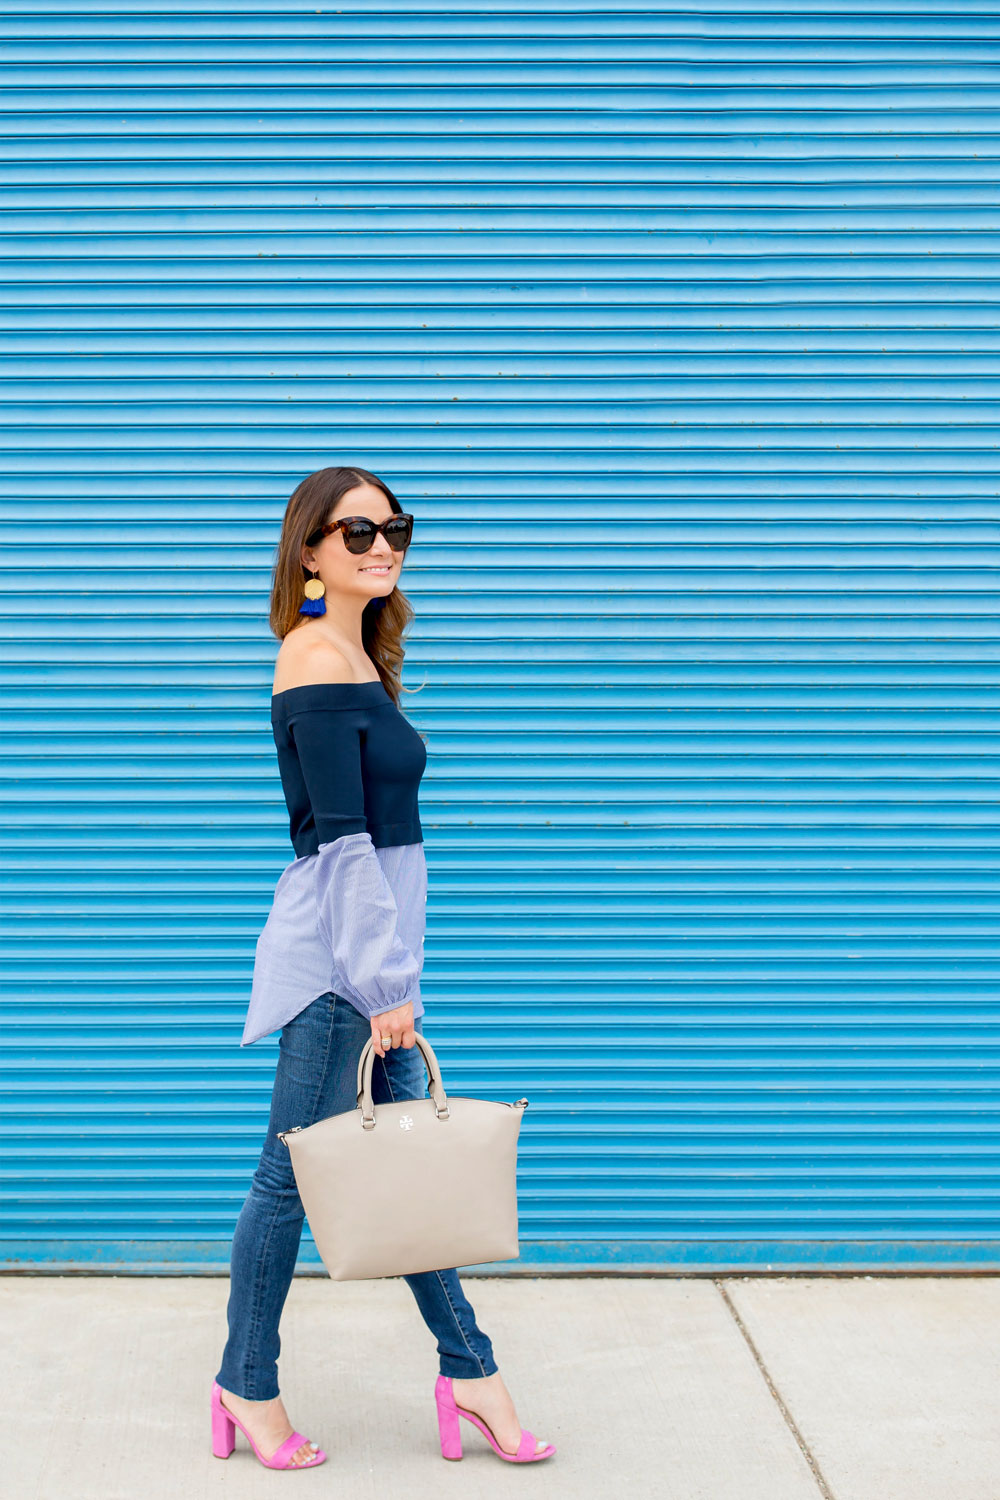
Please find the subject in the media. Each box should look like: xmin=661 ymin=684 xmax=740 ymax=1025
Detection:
xmin=240 ymin=680 xmax=429 ymax=1047
xmin=273 ymin=679 xmax=426 ymax=855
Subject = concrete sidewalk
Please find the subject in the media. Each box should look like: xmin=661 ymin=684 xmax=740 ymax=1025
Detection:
xmin=4 ymin=1272 xmax=998 ymax=1500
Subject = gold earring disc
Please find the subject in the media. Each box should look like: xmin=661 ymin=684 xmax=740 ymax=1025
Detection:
xmin=304 ymin=578 xmax=326 ymax=600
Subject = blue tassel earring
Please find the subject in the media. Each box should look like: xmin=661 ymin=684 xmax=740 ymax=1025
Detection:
xmin=299 ymin=570 xmax=327 ymax=616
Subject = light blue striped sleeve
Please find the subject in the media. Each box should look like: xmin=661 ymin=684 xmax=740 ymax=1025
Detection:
xmin=314 ymin=832 xmax=422 ymax=1020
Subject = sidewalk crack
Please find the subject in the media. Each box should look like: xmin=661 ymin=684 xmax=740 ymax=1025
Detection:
xmin=715 ymin=1279 xmax=835 ymax=1500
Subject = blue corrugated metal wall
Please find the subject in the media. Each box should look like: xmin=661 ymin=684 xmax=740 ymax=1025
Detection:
xmin=2 ymin=1 xmax=999 ymax=1272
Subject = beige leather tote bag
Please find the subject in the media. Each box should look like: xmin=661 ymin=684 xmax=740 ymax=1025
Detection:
xmin=277 ymin=1032 xmax=529 ymax=1281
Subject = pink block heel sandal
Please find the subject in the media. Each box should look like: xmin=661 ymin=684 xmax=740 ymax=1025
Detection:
xmin=211 ymin=1380 xmax=327 ymax=1469
xmin=434 ymin=1374 xmax=556 ymax=1463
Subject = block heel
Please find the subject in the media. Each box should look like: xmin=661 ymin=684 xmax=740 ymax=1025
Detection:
xmin=211 ymin=1398 xmax=236 ymax=1459
xmin=435 ymin=1375 xmax=464 ymax=1459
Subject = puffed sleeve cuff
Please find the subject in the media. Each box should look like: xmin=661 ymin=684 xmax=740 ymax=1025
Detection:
xmin=314 ymin=833 xmax=422 ymax=1020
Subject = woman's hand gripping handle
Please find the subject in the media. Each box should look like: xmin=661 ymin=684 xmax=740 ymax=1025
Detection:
xmin=370 ymin=1000 xmax=417 ymax=1058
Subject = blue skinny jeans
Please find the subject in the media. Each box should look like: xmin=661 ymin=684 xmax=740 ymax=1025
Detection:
xmin=216 ymin=992 xmax=498 ymax=1399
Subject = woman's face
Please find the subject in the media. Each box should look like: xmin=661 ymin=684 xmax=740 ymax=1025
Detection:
xmin=301 ymin=481 xmax=404 ymax=601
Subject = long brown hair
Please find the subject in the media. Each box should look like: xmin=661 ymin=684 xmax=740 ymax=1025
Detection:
xmin=269 ymin=466 xmax=423 ymax=708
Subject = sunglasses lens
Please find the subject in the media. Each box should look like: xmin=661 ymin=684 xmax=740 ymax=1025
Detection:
xmin=343 ymin=520 xmax=377 ymax=554
xmin=384 ymin=517 xmax=412 ymax=551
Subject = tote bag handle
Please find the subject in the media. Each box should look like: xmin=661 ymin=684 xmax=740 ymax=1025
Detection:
xmin=355 ymin=1032 xmax=450 ymax=1130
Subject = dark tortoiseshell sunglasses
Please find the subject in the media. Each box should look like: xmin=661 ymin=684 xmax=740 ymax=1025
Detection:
xmin=305 ymin=514 xmax=414 ymax=555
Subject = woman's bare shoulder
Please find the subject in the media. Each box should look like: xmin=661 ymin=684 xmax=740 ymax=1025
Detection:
xmin=272 ymin=627 xmax=367 ymax=693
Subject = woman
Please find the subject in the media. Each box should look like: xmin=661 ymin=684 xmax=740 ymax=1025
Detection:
xmin=211 ymin=466 xmax=555 ymax=1471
